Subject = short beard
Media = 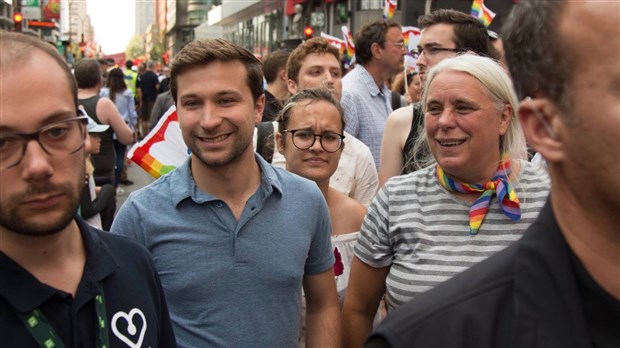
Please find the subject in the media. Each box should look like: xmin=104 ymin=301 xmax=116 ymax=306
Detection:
xmin=189 ymin=131 xmax=253 ymax=168
xmin=0 ymin=181 xmax=81 ymax=237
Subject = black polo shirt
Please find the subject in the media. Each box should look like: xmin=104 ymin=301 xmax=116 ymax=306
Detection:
xmin=0 ymin=217 xmax=177 ymax=347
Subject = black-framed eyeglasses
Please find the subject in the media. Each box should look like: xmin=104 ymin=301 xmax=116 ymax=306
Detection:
xmin=409 ymin=46 xmax=461 ymax=59
xmin=282 ymin=128 xmax=345 ymax=153
xmin=0 ymin=116 xmax=88 ymax=169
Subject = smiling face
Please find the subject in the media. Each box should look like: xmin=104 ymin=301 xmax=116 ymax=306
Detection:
xmin=176 ymin=60 xmax=264 ymax=169
xmin=425 ymin=70 xmax=510 ymax=183
xmin=288 ymin=52 xmax=343 ymax=101
xmin=0 ymin=50 xmax=84 ymax=237
xmin=277 ymin=100 xmax=344 ymax=186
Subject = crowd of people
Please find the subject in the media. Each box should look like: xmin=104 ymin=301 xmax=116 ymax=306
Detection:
xmin=1 ymin=1 xmax=618 ymax=347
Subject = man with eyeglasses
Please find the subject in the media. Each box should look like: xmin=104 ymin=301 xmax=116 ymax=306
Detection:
xmin=341 ymin=19 xmax=406 ymax=168
xmin=0 ymin=33 xmax=176 ymax=347
xmin=379 ymin=9 xmax=491 ymax=182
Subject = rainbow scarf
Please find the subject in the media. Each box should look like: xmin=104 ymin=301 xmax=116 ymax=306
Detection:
xmin=436 ymin=155 xmax=521 ymax=235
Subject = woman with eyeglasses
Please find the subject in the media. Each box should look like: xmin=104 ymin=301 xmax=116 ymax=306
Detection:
xmin=343 ymin=55 xmax=551 ymax=347
xmin=275 ymin=89 xmax=368 ymax=343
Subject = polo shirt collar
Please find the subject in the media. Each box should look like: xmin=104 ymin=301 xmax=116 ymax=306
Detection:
xmin=170 ymin=154 xmax=283 ymax=207
xmin=0 ymin=216 xmax=119 ymax=312
xmin=354 ymin=64 xmax=390 ymax=97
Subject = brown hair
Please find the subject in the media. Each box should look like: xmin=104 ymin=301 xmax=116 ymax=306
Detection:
xmin=170 ymin=38 xmax=264 ymax=103
xmin=74 ymin=58 xmax=103 ymax=89
xmin=263 ymin=50 xmax=290 ymax=83
xmin=354 ymin=19 xmax=401 ymax=65
xmin=418 ymin=9 xmax=490 ymax=57
xmin=277 ymin=88 xmax=345 ymax=134
xmin=287 ymin=37 xmax=341 ymax=84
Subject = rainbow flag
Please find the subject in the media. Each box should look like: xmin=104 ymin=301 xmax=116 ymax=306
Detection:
xmin=127 ymin=105 xmax=188 ymax=178
xmin=383 ymin=0 xmax=397 ymax=20
xmin=320 ymin=32 xmax=346 ymax=54
xmin=401 ymin=26 xmax=420 ymax=50
xmin=470 ymin=0 xmax=496 ymax=27
xmin=341 ymin=26 xmax=356 ymax=69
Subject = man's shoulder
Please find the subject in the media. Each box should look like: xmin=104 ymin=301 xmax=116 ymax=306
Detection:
xmin=371 ymin=243 xmax=518 ymax=346
xmin=343 ymin=131 xmax=372 ymax=156
xmin=82 ymin=220 xmax=153 ymax=261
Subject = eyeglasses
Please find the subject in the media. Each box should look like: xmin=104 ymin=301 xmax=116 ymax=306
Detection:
xmin=282 ymin=128 xmax=345 ymax=153
xmin=0 ymin=116 xmax=88 ymax=169
xmin=410 ymin=46 xmax=461 ymax=59
xmin=386 ymin=41 xmax=407 ymax=51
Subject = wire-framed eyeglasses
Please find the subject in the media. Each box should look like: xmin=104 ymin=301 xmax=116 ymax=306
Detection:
xmin=282 ymin=128 xmax=345 ymax=153
xmin=0 ymin=116 xmax=88 ymax=169
xmin=409 ymin=46 xmax=461 ymax=59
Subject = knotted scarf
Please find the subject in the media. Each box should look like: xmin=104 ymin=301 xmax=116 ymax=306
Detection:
xmin=436 ymin=155 xmax=521 ymax=235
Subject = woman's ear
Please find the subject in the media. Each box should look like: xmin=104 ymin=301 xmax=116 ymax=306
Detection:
xmin=518 ymin=97 xmax=564 ymax=162
xmin=498 ymin=103 xmax=512 ymax=136
xmin=275 ymin=131 xmax=285 ymax=154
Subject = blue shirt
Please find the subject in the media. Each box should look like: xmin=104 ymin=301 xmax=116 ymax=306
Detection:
xmin=341 ymin=64 xmax=393 ymax=168
xmin=111 ymin=154 xmax=334 ymax=347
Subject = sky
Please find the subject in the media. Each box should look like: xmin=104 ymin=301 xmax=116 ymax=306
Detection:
xmin=87 ymin=0 xmax=136 ymax=54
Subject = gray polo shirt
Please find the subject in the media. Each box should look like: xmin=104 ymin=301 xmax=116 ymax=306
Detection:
xmin=111 ymin=154 xmax=334 ymax=347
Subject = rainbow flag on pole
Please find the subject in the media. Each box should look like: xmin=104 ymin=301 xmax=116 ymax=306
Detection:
xmin=341 ymin=26 xmax=356 ymax=69
xmin=383 ymin=0 xmax=397 ymax=20
xmin=470 ymin=0 xmax=496 ymax=27
xmin=320 ymin=32 xmax=346 ymax=54
xmin=127 ymin=105 xmax=188 ymax=178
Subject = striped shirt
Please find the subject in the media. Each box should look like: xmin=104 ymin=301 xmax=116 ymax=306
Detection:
xmin=354 ymin=160 xmax=550 ymax=310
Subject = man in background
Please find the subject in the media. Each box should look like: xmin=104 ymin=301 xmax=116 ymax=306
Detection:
xmin=341 ymin=19 xmax=406 ymax=168
xmin=261 ymin=50 xmax=290 ymax=122
xmin=136 ymin=60 xmax=159 ymax=138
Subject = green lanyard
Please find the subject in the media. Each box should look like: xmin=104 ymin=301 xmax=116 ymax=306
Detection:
xmin=14 ymin=287 xmax=110 ymax=348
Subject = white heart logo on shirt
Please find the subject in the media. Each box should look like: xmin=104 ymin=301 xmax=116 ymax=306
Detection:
xmin=111 ymin=308 xmax=147 ymax=348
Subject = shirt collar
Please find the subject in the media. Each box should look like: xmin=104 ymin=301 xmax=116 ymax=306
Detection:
xmin=354 ymin=64 xmax=390 ymax=97
xmin=0 ymin=217 xmax=119 ymax=312
xmin=170 ymin=154 xmax=283 ymax=207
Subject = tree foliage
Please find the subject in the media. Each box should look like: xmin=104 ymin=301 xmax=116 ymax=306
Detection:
xmin=126 ymin=35 xmax=145 ymax=59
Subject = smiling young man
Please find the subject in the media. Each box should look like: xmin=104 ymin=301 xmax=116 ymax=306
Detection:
xmin=0 ymin=32 xmax=175 ymax=348
xmin=111 ymin=39 xmax=341 ymax=347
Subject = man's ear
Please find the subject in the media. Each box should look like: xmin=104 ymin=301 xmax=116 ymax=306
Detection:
xmin=287 ymin=79 xmax=299 ymax=95
xmin=518 ymin=97 xmax=564 ymax=162
xmin=371 ymin=42 xmax=383 ymax=59
xmin=254 ymin=94 xmax=265 ymax=125
xmin=279 ymin=68 xmax=288 ymax=82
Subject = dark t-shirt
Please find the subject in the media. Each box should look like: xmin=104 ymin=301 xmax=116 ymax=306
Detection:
xmin=137 ymin=71 xmax=160 ymax=102
xmin=0 ymin=217 xmax=177 ymax=347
